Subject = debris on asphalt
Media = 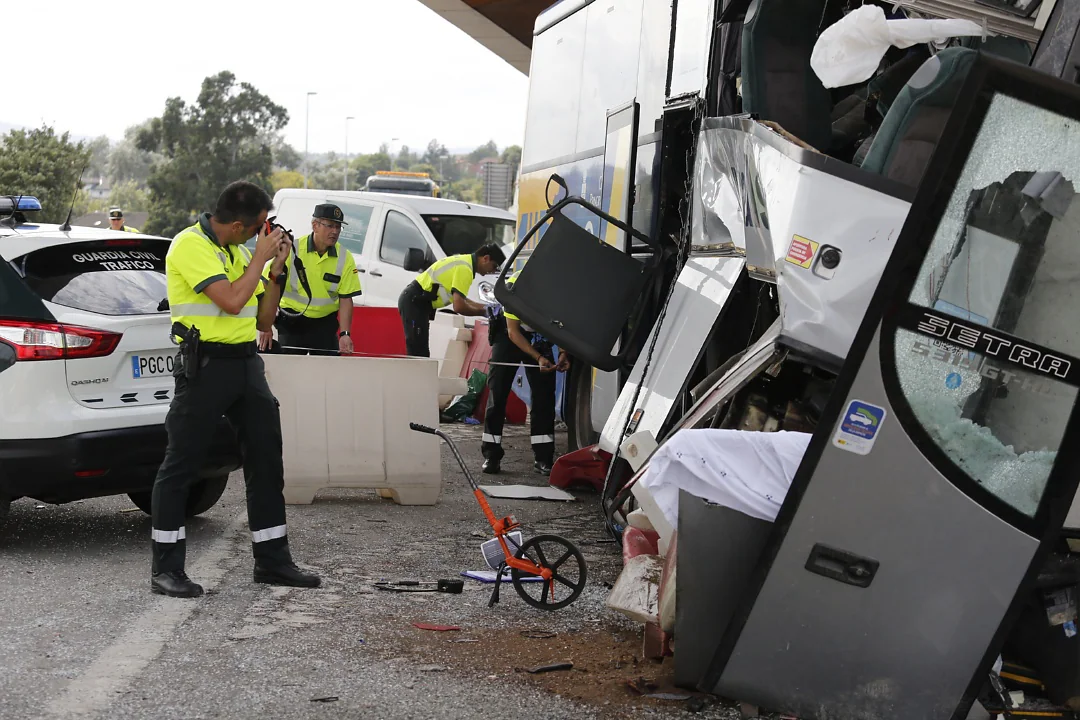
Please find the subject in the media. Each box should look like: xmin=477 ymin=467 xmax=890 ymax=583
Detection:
xmin=374 ymin=579 xmax=464 ymax=594
xmin=418 ymin=665 xmax=449 ymax=673
xmin=519 ymin=662 xmax=574 ymax=674
xmin=412 ymin=622 xmax=461 ymax=632
xmin=520 ymin=630 xmax=557 ymax=639
xmin=120 ymin=508 xmax=141 ymax=514
xmin=310 ymin=696 xmax=339 ymax=703
xmin=647 ymin=692 xmax=691 ymax=701
xmin=448 ymin=638 xmax=479 ymax=643
xmin=688 ymin=697 xmax=708 ymax=713
xmin=479 ymin=485 xmax=577 ymax=502
xmin=626 ymin=677 xmax=659 ymax=695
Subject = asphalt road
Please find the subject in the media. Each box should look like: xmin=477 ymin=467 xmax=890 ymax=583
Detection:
xmin=1 ymin=423 xmax=743 ymax=720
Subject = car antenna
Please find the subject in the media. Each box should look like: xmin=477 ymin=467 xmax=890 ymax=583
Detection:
xmin=58 ymin=161 xmax=90 ymax=232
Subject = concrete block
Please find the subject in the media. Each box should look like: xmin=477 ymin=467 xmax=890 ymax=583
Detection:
xmin=263 ymin=354 xmax=442 ymax=506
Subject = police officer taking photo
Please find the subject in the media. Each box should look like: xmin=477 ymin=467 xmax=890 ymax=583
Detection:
xmin=152 ymin=180 xmax=320 ymax=598
xmin=397 ymin=244 xmax=506 ymax=357
xmin=482 ymin=270 xmax=569 ymax=476
xmin=258 ymin=203 xmax=361 ymax=356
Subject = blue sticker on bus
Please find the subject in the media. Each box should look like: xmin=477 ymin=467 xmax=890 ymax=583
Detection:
xmin=832 ymin=399 xmax=888 ymax=456
xmin=945 ymin=372 xmax=963 ymax=389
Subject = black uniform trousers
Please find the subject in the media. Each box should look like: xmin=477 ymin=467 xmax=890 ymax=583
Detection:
xmin=482 ymin=338 xmax=557 ymax=465
xmin=151 ymin=346 xmax=291 ymax=574
xmin=276 ymin=312 xmax=339 ymax=356
xmin=398 ymin=281 xmax=435 ymax=357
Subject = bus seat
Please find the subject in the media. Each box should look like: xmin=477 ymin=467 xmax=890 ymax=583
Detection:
xmin=741 ymin=0 xmax=833 ymax=152
xmin=859 ymin=47 xmax=977 ymax=187
xmin=867 ymin=47 xmax=932 ymax=119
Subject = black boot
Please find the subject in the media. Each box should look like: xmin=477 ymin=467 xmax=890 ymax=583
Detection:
xmin=482 ymin=458 xmax=501 ymax=474
xmin=151 ymin=570 xmax=204 ymax=598
xmin=534 ymin=460 xmax=554 ymax=476
xmin=254 ymin=561 xmax=321 ymax=588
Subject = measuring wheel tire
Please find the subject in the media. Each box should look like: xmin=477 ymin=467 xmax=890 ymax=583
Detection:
xmin=127 ymin=474 xmax=229 ymax=518
xmin=511 ymin=534 xmax=588 ymax=611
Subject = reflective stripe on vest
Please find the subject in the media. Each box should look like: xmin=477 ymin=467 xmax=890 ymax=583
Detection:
xmin=281 ymin=242 xmax=349 ymax=308
xmin=419 ymin=257 xmax=471 ymax=308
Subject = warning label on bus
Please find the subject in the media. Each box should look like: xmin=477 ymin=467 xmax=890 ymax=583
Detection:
xmin=785 ymin=235 xmax=819 ymax=269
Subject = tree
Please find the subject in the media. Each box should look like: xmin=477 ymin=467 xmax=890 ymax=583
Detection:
xmin=108 ymin=122 xmax=157 ymax=187
xmin=350 ymin=151 xmax=392 ymax=188
xmin=270 ymin=137 xmax=302 ymax=171
xmin=0 ymin=125 xmax=92 ymax=224
xmin=500 ymin=144 xmax=522 ymax=169
xmin=422 ymin=139 xmax=448 ymax=166
xmin=394 ymin=145 xmax=418 ymax=170
xmin=271 ymin=170 xmax=305 ymax=193
xmin=137 ymin=71 xmax=289 ymax=236
xmin=469 ymin=140 xmax=499 ymax=164
xmin=86 ymin=136 xmax=112 ymax=182
xmin=107 ymin=180 xmax=150 ymax=213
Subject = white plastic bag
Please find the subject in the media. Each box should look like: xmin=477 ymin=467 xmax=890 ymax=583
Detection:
xmin=811 ymin=5 xmax=983 ymax=88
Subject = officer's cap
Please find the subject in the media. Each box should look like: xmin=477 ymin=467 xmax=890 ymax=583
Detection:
xmin=312 ymin=203 xmax=347 ymax=225
xmin=108 ymin=207 xmax=123 ymax=219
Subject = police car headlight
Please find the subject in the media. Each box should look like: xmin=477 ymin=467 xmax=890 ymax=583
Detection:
xmin=478 ymin=281 xmax=496 ymax=304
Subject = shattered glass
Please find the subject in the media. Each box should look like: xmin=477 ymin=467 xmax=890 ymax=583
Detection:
xmin=895 ymin=93 xmax=1080 ymax=517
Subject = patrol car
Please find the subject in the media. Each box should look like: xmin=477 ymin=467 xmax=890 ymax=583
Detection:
xmin=0 ymin=196 xmax=241 ymax=525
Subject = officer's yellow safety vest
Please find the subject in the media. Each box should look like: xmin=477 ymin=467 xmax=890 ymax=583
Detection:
xmin=415 ymin=253 xmax=475 ymax=310
xmin=166 ymin=220 xmax=261 ymax=344
xmin=277 ymin=235 xmax=359 ymax=319
xmin=123 ymin=226 xmax=140 ymax=233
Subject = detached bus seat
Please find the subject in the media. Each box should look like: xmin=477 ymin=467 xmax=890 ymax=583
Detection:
xmin=741 ymin=0 xmax=833 ymax=152
xmin=859 ymin=47 xmax=978 ymax=187
xmin=494 ymin=190 xmax=663 ymax=373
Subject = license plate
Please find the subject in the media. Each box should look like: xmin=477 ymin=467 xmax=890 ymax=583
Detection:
xmin=131 ymin=353 xmax=174 ymax=379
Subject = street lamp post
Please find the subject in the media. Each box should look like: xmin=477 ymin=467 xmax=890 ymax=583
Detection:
xmin=344 ymin=116 xmax=354 ymax=191
xmin=303 ymin=91 xmax=317 ymax=189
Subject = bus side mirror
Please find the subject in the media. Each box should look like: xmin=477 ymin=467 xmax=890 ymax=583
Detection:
xmin=404 ymin=248 xmax=431 ymax=273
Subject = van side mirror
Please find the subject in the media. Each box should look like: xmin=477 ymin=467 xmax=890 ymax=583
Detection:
xmin=404 ymin=248 xmax=432 ymax=273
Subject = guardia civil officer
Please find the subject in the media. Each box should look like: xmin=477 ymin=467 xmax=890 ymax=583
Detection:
xmin=482 ymin=270 xmax=569 ymax=476
xmin=108 ymin=207 xmax=140 ymax=233
xmin=397 ymin=244 xmax=506 ymax=357
xmin=151 ymin=180 xmax=320 ymax=598
xmin=258 ymin=203 xmax=361 ymax=356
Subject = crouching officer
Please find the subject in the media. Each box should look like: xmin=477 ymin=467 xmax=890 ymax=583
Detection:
xmin=397 ymin=244 xmax=506 ymax=357
xmin=482 ymin=271 xmax=569 ymax=476
xmin=152 ymin=180 xmax=321 ymax=598
xmin=259 ymin=203 xmax=361 ymax=355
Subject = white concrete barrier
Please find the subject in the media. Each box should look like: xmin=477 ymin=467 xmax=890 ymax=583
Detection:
xmin=262 ymin=354 xmax=443 ymax=506
xmin=430 ymin=312 xmax=472 ymax=409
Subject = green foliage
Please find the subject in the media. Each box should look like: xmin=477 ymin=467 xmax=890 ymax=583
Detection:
xmin=469 ymin=140 xmax=499 ymax=164
xmin=0 ymin=125 xmax=92 ymax=223
xmin=136 ymin=71 xmax=289 ymax=236
xmin=86 ymin=136 xmax=112 ymax=181
xmin=108 ymin=180 xmax=150 ymax=213
xmin=271 ymin=170 xmax=305 ymax=193
xmin=108 ymin=122 xmax=158 ymax=187
xmin=500 ymin=144 xmax=522 ymax=168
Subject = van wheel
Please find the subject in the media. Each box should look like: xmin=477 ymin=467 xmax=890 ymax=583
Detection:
xmin=128 ymin=475 xmax=229 ymax=518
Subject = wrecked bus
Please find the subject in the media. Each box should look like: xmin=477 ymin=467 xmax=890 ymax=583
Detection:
xmin=500 ymin=0 xmax=1080 ymax=717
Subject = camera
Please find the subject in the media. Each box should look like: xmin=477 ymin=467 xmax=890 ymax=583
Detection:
xmin=264 ymin=215 xmax=294 ymax=243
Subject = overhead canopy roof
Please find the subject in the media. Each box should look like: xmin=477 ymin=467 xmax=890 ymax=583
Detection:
xmin=417 ymin=0 xmax=554 ymax=74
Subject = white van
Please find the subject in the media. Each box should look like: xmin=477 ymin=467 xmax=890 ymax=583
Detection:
xmin=269 ymin=188 xmax=516 ymax=310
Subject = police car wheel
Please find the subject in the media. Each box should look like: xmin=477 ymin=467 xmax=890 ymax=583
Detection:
xmin=127 ymin=475 xmax=229 ymax=518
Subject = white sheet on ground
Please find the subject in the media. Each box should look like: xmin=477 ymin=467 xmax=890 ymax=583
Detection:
xmin=638 ymin=429 xmax=813 ymax=531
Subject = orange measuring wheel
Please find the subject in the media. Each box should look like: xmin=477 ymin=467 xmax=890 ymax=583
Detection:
xmin=410 ymin=423 xmax=588 ymax=611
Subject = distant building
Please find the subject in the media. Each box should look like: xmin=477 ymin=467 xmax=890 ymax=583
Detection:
xmin=482 ymin=163 xmax=515 ymax=211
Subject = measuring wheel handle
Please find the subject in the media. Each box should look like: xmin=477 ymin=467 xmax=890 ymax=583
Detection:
xmin=511 ymin=534 xmax=588 ymax=611
xmin=409 ymin=422 xmax=437 ymax=434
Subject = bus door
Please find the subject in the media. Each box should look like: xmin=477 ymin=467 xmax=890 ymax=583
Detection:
xmin=701 ymin=56 xmax=1080 ymax=720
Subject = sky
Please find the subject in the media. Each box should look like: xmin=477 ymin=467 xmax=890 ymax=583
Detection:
xmin=2 ymin=0 xmax=530 ymax=155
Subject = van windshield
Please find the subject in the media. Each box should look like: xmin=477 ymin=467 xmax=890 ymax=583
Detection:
xmin=420 ymin=215 xmax=515 ymax=257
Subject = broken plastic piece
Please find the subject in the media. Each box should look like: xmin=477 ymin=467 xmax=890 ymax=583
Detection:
xmin=520 ymin=629 xmax=557 ymax=639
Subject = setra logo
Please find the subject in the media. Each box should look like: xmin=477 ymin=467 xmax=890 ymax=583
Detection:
xmin=916 ymin=313 xmax=1071 ymax=379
